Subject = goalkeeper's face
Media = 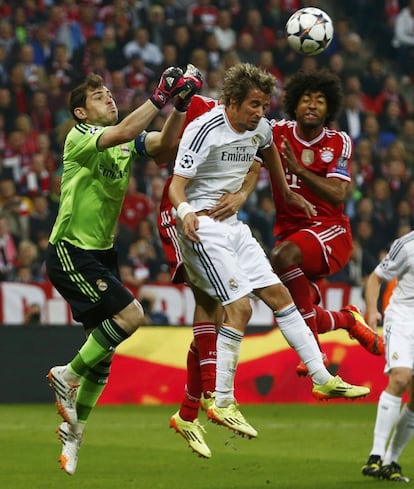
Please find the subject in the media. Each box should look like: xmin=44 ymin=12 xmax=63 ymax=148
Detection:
xmin=81 ymin=86 xmax=119 ymax=126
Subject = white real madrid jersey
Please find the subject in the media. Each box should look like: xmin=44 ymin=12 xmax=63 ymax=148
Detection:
xmin=173 ymin=104 xmax=272 ymax=210
xmin=376 ymin=231 xmax=414 ymax=315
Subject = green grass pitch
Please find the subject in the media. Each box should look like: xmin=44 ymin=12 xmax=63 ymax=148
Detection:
xmin=1 ymin=403 xmax=411 ymax=488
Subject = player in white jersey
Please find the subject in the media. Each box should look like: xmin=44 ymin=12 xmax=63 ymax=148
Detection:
xmin=169 ymin=63 xmax=370 ymax=440
xmin=362 ymin=230 xmax=414 ymax=482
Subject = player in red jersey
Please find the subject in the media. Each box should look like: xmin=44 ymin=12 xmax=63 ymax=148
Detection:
xmin=158 ymin=92 xmax=262 ymax=457
xmin=269 ymin=69 xmax=384 ymax=376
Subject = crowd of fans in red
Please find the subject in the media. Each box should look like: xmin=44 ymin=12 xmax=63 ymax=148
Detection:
xmin=0 ymin=0 xmax=414 ymax=296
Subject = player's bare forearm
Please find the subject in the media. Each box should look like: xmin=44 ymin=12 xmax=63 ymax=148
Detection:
xmin=208 ymin=160 xmax=260 ymax=220
xmin=364 ymin=271 xmax=383 ymax=330
xmin=98 ymin=100 xmax=159 ymax=149
xmin=169 ymin=174 xmax=200 ymax=242
xmin=145 ymin=109 xmax=186 ymax=162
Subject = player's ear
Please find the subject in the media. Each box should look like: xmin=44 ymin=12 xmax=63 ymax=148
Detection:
xmin=74 ymin=107 xmax=87 ymax=121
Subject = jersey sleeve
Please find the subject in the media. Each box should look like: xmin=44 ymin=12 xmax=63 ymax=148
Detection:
xmin=173 ymin=120 xmax=214 ymax=179
xmin=326 ymin=131 xmax=353 ymax=182
xmin=258 ymin=118 xmax=273 ymax=150
xmin=375 ymin=238 xmax=408 ymax=281
xmin=64 ymin=124 xmax=107 ymax=165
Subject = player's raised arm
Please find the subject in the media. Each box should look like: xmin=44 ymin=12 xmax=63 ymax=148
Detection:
xmin=97 ymin=67 xmax=188 ymax=149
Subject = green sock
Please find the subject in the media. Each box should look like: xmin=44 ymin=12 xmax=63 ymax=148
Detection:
xmin=76 ymin=357 xmax=112 ymax=423
xmin=70 ymin=319 xmax=129 ymax=376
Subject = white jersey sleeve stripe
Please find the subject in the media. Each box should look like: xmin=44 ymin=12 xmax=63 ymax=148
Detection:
xmin=189 ymin=114 xmax=225 ymax=153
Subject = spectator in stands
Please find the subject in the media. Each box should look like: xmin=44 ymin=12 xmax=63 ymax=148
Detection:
xmin=339 ymin=32 xmax=370 ymax=77
xmin=337 ymin=90 xmax=365 ymax=141
xmin=0 ymin=177 xmax=32 ymax=243
xmin=0 ymin=87 xmax=14 ymax=133
xmin=171 ymin=24 xmax=192 ymax=68
xmin=29 ymin=91 xmax=53 ymax=134
xmin=235 ymin=31 xmax=260 ymax=65
xmin=122 ymin=52 xmax=154 ymax=94
xmin=7 ymin=63 xmax=33 ymax=115
xmin=101 ymin=23 xmax=127 ymax=72
xmin=119 ymin=238 xmax=158 ymax=288
xmin=13 ymin=239 xmax=43 ymax=282
xmin=18 ymin=43 xmax=47 ymax=91
xmin=379 ymin=100 xmax=404 ymax=136
xmin=119 ymin=176 xmax=153 ymax=234
xmin=241 ymin=7 xmax=276 ymax=53
xmin=356 ymin=113 xmax=397 ymax=162
xmin=28 ymin=193 xmax=54 ymax=244
xmin=213 ymin=9 xmax=236 ymax=53
xmin=392 ymin=0 xmax=414 ymax=81
xmin=187 ymin=0 xmax=219 ymax=32
xmin=22 ymin=151 xmax=51 ymax=198
xmin=123 ymin=26 xmax=164 ymax=69
xmin=361 ymin=56 xmax=387 ymax=107
xmin=14 ymin=113 xmax=39 ymax=156
xmin=0 ymin=212 xmax=16 ymax=280
xmin=147 ymin=5 xmax=174 ymax=51
xmin=46 ymin=42 xmax=74 ymax=89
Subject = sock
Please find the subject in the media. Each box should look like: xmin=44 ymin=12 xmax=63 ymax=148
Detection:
xmin=279 ymin=266 xmax=321 ymax=349
xmin=215 ymin=325 xmax=243 ymax=407
xmin=274 ymin=304 xmax=330 ymax=385
xmin=314 ymin=306 xmax=354 ymax=334
xmin=371 ymin=391 xmax=402 ymax=457
xmin=69 ymin=319 xmax=129 ymax=377
xmin=76 ymin=356 xmax=112 ymax=423
xmin=383 ymin=406 xmax=414 ymax=465
xmin=193 ymin=322 xmax=216 ymax=396
xmin=179 ymin=342 xmax=202 ymax=422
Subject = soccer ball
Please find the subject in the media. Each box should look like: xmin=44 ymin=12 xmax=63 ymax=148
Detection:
xmin=285 ymin=7 xmax=334 ymax=56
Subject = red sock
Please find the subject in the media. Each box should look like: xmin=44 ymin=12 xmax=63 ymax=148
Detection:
xmin=314 ymin=305 xmax=354 ymax=333
xmin=179 ymin=342 xmax=202 ymax=421
xmin=193 ymin=322 xmax=216 ymax=396
xmin=279 ymin=266 xmax=321 ymax=349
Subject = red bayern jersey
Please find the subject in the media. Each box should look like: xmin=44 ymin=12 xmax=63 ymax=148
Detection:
xmin=270 ymin=119 xmax=353 ymax=239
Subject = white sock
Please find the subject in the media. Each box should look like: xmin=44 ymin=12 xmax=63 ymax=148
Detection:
xmin=383 ymin=406 xmax=414 ymax=465
xmin=215 ymin=325 xmax=243 ymax=408
xmin=274 ymin=304 xmax=330 ymax=385
xmin=371 ymin=391 xmax=402 ymax=457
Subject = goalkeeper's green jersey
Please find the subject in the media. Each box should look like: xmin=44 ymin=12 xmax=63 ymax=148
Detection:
xmin=49 ymin=122 xmax=144 ymax=250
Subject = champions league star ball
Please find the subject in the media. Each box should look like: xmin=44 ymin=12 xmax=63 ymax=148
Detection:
xmin=285 ymin=7 xmax=334 ymax=56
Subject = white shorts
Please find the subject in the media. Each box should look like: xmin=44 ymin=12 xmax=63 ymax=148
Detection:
xmin=383 ymin=310 xmax=414 ymax=373
xmin=178 ymin=215 xmax=280 ymax=305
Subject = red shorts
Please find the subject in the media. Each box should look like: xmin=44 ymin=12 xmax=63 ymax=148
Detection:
xmin=276 ymin=221 xmax=352 ymax=281
xmin=157 ymin=204 xmax=185 ymax=284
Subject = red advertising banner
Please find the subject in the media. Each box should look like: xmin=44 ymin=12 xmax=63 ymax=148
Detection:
xmin=99 ymin=327 xmax=386 ymax=405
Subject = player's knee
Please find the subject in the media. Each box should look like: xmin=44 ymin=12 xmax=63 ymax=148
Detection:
xmin=268 ymin=283 xmax=294 ymax=311
xmin=238 ymin=299 xmax=252 ymax=324
xmin=271 ymin=242 xmax=302 ymax=272
xmin=114 ymin=299 xmax=144 ymax=334
xmin=389 ymin=370 xmax=411 ymax=396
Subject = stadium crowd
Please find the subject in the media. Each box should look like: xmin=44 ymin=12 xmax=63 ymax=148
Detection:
xmin=0 ymin=0 xmax=413 ymax=295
